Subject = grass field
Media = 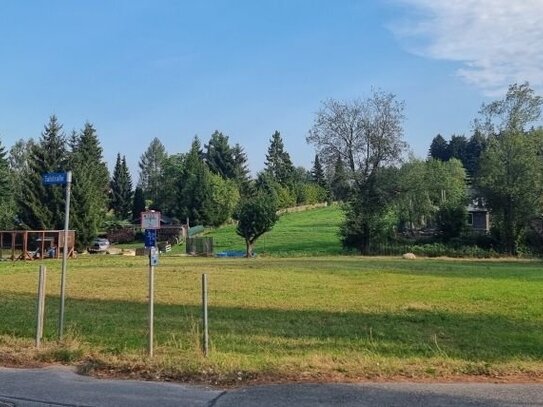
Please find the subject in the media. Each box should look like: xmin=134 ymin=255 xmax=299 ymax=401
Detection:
xmin=2 ymin=255 xmax=543 ymax=383
xmin=203 ymin=205 xmax=345 ymax=256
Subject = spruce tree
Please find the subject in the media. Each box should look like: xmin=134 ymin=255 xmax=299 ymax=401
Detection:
xmin=428 ymin=134 xmax=450 ymax=161
xmin=264 ymin=131 xmax=295 ymax=185
xmin=19 ymin=115 xmax=67 ymax=230
xmin=110 ymin=153 xmax=133 ymax=220
xmin=311 ymin=154 xmax=327 ymax=188
xmin=205 ymin=131 xmax=235 ymax=179
xmin=0 ymin=138 xmax=14 ymax=228
xmin=69 ymin=122 xmax=110 ymax=249
xmin=232 ymin=143 xmax=251 ymax=196
xmin=132 ymin=187 xmax=146 ymax=220
xmin=177 ymin=137 xmax=212 ymax=225
xmin=138 ymin=137 xmax=167 ymax=209
xmin=330 ymin=155 xmax=351 ymax=201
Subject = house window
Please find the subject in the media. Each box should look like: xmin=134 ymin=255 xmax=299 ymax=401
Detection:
xmin=467 ymin=213 xmax=473 ymax=225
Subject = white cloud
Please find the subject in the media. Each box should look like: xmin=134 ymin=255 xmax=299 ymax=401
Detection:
xmin=390 ymin=0 xmax=543 ymax=95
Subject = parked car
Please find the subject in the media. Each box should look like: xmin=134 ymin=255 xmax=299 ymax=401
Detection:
xmin=89 ymin=238 xmax=110 ymax=253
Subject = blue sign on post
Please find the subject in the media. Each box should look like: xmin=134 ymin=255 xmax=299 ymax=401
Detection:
xmin=144 ymin=229 xmax=157 ymax=248
xmin=42 ymin=172 xmax=68 ymax=185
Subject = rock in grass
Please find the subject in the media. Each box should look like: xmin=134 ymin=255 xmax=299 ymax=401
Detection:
xmin=402 ymin=252 xmax=416 ymax=260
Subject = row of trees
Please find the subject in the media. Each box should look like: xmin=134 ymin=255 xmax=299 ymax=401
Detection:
xmin=307 ymin=84 xmax=543 ymax=255
xmin=0 ymin=120 xmax=330 ymax=251
xmin=0 ymin=83 xmax=541 ymax=255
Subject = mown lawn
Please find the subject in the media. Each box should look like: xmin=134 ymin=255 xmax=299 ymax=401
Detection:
xmin=1 ymin=255 xmax=543 ymax=383
xmin=203 ymin=205 xmax=345 ymax=256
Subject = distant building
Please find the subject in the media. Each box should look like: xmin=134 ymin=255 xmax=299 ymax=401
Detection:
xmin=467 ymin=194 xmax=490 ymax=233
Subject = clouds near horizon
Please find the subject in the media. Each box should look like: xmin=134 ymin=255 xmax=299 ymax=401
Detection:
xmin=390 ymin=0 xmax=543 ymax=95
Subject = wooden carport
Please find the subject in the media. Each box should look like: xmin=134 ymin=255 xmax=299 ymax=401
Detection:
xmin=0 ymin=230 xmax=76 ymax=261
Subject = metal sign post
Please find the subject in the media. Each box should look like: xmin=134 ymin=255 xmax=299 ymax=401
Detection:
xmin=58 ymin=171 xmax=72 ymax=340
xmin=42 ymin=171 xmax=72 ymax=341
xmin=142 ymin=211 xmax=160 ymax=357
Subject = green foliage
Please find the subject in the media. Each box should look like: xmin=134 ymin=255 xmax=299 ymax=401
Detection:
xmin=264 ymin=131 xmax=295 ymax=186
xmin=203 ymin=172 xmax=240 ymax=227
xmin=477 ymin=130 xmax=543 ymax=254
xmin=341 ymin=170 xmax=400 ymax=253
xmin=177 ymin=137 xmax=213 ymax=225
xmin=428 ymin=134 xmax=450 ymax=161
xmin=311 ymin=154 xmax=327 ymax=189
xmin=477 ymin=82 xmax=543 ymax=135
xmin=0 ymin=138 xmax=14 ymax=228
xmin=69 ymin=123 xmax=110 ymax=249
xmin=435 ymin=204 xmax=468 ymax=241
xmin=138 ymin=137 xmax=167 ymax=209
xmin=330 ymin=155 xmax=351 ymax=201
xmin=18 ymin=115 xmax=67 ymax=230
xmin=397 ymin=158 xmax=468 ymax=232
xmin=159 ymin=153 xmax=185 ymax=217
xmin=109 ymin=154 xmax=133 ymax=220
xmin=296 ymin=183 xmax=327 ymax=205
xmin=234 ymin=193 xmax=278 ymax=256
xmin=205 ymin=131 xmax=236 ymax=179
xmin=132 ymin=187 xmax=146 ymax=220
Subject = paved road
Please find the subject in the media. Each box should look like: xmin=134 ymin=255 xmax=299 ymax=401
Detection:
xmin=1 ymin=367 xmax=543 ymax=406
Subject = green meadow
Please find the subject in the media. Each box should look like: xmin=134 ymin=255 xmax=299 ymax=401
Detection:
xmin=1 ymin=253 xmax=543 ymax=383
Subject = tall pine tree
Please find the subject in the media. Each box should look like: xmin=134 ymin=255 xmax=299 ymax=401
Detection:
xmin=330 ymin=155 xmax=351 ymax=201
xmin=0 ymin=138 xmax=14 ymax=228
xmin=110 ymin=153 xmax=133 ymax=220
xmin=311 ymin=154 xmax=327 ymax=188
xmin=138 ymin=137 xmax=167 ymax=209
xmin=19 ymin=115 xmax=67 ymax=230
xmin=205 ymin=131 xmax=235 ymax=179
xmin=132 ymin=186 xmax=146 ymax=220
xmin=69 ymin=122 xmax=110 ymax=249
xmin=264 ymin=131 xmax=295 ymax=186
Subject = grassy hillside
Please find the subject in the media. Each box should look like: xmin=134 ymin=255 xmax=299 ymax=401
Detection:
xmin=204 ymin=204 xmax=344 ymax=256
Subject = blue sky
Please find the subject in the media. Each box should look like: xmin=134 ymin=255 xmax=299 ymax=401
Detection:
xmin=1 ymin=0 xmax=542 ymax=180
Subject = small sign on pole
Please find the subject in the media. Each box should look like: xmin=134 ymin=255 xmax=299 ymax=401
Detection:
xmin=144 ymin=229 xmax=157 ymax=248
xmin=42 ymin=172 xmax=68 ymax=185
xmin=141 ymin=211 xmax=161 ymax=230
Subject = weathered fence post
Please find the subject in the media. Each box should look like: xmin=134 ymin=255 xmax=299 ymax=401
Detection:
xmin=202 ymin=273 xmax=209 ymax=356
xmin=36 ymin=265 xmax=46 ymax=348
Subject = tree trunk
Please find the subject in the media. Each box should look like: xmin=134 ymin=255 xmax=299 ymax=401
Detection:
xmin=245 ymin=239 xmax=253 ymax=258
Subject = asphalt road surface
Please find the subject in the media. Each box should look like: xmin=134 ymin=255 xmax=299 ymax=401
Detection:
xmin=1 ymin=367 xmax=543 ymax=406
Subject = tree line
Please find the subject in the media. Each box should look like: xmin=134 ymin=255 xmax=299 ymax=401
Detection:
xmin=0 ymin=83 xmax=541 ymax=255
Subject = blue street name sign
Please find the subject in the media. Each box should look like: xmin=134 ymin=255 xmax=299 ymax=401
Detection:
xmin=42 ymin=172 xmax=68 ymax=185
xmin=144 ymin=229 xmax=157 ymax=248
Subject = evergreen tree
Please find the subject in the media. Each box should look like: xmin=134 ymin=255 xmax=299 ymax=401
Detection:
xmin=69 ymin=122 xmax=110 ymax=249
xmin=264 ymin=131 xmax=295 ymax=185
xmin=205 ymin=131 xmax=235 ymax=179
xmin=330 ymin=155 xmax=351 ymax=201
xmin=464 ymin=130 xmax=486 ymax=179
xmin=132 ymin=187 xmax=146 ymax=220
xmin=232 ymin=143 xmax=252 ymax=196
xmin=160 ymin=153 xmax=185 ymax=217
xmin=110 ymin=153 xmax=133 ymax=220
xmin=19 ymin=115 xmax=67 ymax=230
xmin=449 ymin=135 xmax=469 ymax=165
xmin=311 ymin=154 xmax=327 ymax=188
xmin=0 ymin=138 xmax=14 ymax=228
xmin=428 ymin=134 xmax=450 ymax=161
xmin=177 ymin=137 xmax=212 ymax=225
xmin=138 ymin=137 xmax=167 ymax=209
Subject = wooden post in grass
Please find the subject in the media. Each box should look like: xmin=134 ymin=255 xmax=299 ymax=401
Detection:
xmin=202 ymin=273 xmax=209 ymax=356
xmin=36 ymin=265 xmax=46 ymax=348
